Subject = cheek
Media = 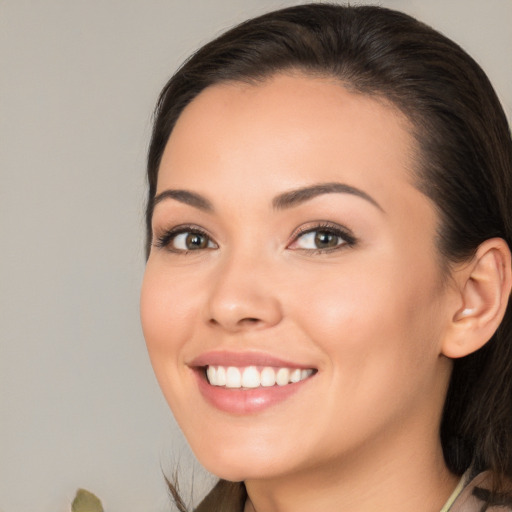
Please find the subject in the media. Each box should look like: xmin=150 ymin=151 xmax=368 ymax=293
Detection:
xmin=286 ymin=257 xmax=449 ymax=450
xmin=141 ymin=261 xmax=198 ymax=341
xmin=140 ymin=263 xmax=200 ymax=390
xmin=292 ymin=253 xmax=445 ymax=378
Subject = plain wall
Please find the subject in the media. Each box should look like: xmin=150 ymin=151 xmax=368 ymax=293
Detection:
xmin=1 ymin=1 xmax=511 ymax=511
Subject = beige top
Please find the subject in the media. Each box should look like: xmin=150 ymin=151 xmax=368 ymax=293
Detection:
xmin=442 ymin=470 xmax=512 ymax=512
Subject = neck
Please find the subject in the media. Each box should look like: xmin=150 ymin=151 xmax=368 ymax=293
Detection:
xmin=244 ymin=421 xmax=458 ymax=512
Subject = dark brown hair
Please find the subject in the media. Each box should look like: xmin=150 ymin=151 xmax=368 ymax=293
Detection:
xmin=145 ymin=4 xmax=512 ymax=510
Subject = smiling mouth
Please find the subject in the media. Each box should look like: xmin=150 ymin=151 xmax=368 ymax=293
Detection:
xmin=205 ymin=365 xmax=316 ymax=389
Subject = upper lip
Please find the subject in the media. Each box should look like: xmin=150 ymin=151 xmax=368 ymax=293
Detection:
xmin=188 ymin=350 xmax=316 ymax=369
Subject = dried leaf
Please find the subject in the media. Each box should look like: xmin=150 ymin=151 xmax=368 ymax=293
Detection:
xmin=71 ymin=489 xmax=104 ymax=512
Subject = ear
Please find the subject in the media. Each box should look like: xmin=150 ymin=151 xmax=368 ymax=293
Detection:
xmin=442 ymin=238 xmax=512 ymax=359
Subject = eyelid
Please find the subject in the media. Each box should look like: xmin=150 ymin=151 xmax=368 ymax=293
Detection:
xmin=152 ymin=221 xmax=355 ymax=254
xmin=287 ymin=221 xmax=356 ymax=252
xmin=153 ymin=224 xmax=218 ymax=252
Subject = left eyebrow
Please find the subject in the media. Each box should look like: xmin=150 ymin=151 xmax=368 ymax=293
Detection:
xmin=272 ymin=182 xmax=384 ymax=212
xmin=151 ymin=189 xmax=214 ymax=212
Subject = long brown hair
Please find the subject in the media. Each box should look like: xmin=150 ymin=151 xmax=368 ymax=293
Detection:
xmin=145 ymin=4 xmax=512 ymax=510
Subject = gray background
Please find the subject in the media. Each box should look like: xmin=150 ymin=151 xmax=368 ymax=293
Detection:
xmin=1 ymin=1 xmax=511 ymax=511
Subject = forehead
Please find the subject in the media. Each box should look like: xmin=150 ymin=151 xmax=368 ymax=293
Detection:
xmin=158 ymin=73 xmax=418 ymax=207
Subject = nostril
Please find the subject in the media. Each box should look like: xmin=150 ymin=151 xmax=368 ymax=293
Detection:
xmin=239 ymin=317 xmax=262 ymax=326
xmin=205 ymin=294 xmax=283 ymax=331
xmin=208 ymin=316 xmax=261 ymax=328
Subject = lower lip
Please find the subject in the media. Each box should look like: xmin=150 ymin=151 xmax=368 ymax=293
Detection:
xmin=193 ymin=369 xmax=314 ymax=415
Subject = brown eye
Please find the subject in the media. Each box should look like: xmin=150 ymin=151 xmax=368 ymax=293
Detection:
xmin=288 ymin=224 xmax=356 ymax=253
xmin=292 ymin=229 xmax=346 ymax=250
xmin=184 ymin=232 xmax=209 ymax=250
xmin=156 ymin=229 xmax=217 ymax=252
xmin=314 ymin=230 xmax=339 ymax=249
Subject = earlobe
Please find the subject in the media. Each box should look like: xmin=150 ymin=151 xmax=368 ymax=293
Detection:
xmin=442 ymin=238 xmax=512 ymax=359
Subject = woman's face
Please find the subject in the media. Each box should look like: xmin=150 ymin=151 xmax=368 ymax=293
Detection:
xmin=141 ymin=74 xmax=455 ymax=481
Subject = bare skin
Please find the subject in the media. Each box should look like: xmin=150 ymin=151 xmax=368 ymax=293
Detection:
xmin=142 ymin=73 xmax=469 ymax=511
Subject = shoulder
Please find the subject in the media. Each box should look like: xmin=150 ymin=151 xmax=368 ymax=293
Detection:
xmin=450 ymin=471 xmax=512 ymax=512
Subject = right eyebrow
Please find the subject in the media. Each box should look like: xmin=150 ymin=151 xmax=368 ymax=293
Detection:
xmin=151 ymin=189 xmax=214 ymax=212
xmin=272 ymin=182 xmax=384 ymax=212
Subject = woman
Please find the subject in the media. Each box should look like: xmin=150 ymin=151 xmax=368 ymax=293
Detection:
xmin=140 ymin=4 xmax=512 ymax=511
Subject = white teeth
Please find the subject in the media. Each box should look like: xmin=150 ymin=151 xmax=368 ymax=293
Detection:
xmin=276 ymin=368 xmax=290 ymax=386
xmin=301 ymin=369 xmax=313 ymax=380
xmin=205 ymin=365 xmax=314 ymax=388
xmin=216 ymin=366 xmax=226 ymax=386
xmin=225 ymin=367 xmax=242 ymax=388
xmin=290 ymin=368 xmax=302 ymax=383
xmin=260 ymin=367 xmax=276 ymax=387
xmin=206 ymin=365 xmax=216 ymax=384
xmin=242 ymin=366 xmax=260 ymax=388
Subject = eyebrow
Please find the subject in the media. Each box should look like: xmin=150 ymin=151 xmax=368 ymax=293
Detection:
xmin=151 ymin=181 xmax=383 ymax=215
xmin=152 ymin=189 xmax=214 ymax=212
xmin=272 ymin=182 xmax=384 ymax=212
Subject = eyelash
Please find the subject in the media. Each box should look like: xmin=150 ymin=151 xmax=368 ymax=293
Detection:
xmin=153 ymin=225 xmax=215 ymax=254
xmin=289 ymin=222 xmax=356 ymax=254
xmin=153 ymin=222 xmax=356 ymax=254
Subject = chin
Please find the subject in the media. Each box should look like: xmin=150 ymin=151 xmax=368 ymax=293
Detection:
xmin=201 ymin=457 xmax=279 ymax=482
xmin=189 ymin=433 xmax=294 ymax=482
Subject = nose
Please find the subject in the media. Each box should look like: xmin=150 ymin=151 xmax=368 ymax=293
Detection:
xmin=204 ymin=254 xmax=283 ymax=332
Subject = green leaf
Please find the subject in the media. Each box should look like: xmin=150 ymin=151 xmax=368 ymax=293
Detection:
xmin=71 ymin=489 xmax=104 ymax=512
